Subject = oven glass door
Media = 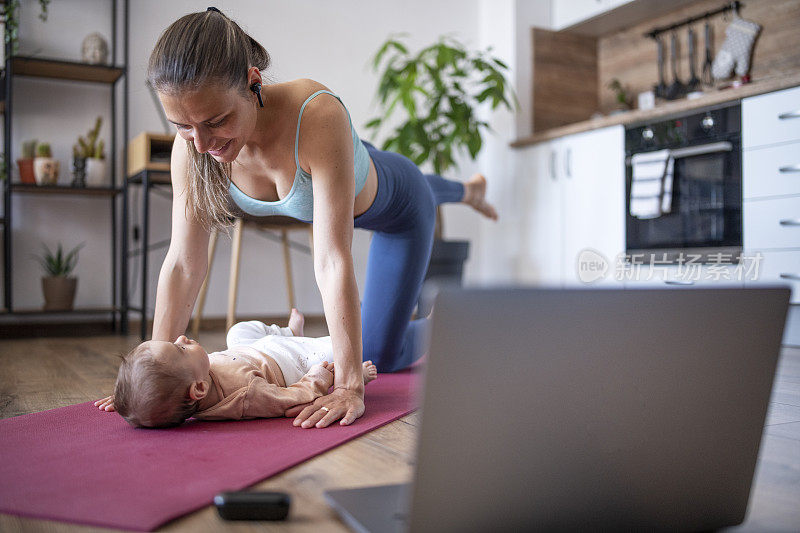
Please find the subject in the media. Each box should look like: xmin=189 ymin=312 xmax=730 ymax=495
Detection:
xmin=626 ymin=140 xmax=742 ymax=253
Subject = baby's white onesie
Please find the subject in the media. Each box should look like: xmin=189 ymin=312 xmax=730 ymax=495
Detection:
xmin=226 ymin=320 xmax=334 ymax=384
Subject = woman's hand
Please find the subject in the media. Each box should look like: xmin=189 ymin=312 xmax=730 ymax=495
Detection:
xmin=94 ymin=395 xmax=115 ymax=412
xmin=285 ymin=387 xmax=365 ymax=428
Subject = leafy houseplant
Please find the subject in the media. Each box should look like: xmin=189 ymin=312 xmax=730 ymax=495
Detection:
xmin=2 ymin=0 xmax=51 ymax=55
xmin=608 ymin=78 xmax=634 ymax=111
xmin=17 ymin=139 xmax=38 ymax=184
xmin=367 ymin=33 xmax=517 ymax=175
xmin=33 ymin=142 xmax=59 ymax=185
xmin=34 ymin=242 xmax=84 ymax=311
xmin=73 ymin=116 xmax=106 ymax=186
xmin=366 ymin=34 xmax=517 ymax=310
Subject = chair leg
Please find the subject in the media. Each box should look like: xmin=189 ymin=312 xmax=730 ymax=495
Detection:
xmin=191 ymin=228 xmax=219 ymax=338
xmin=281 ymin=229 xmax=296 ymax=311
xmin=227 ymin=218 xmax=244 ymax=331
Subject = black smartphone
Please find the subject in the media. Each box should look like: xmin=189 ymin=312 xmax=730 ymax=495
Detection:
xmin=213 ymin=491 xmax=291 ymax=521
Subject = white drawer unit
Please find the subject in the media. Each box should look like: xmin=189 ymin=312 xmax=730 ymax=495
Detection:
xmin=744 ymin=196 xmax=800 ymax=250
xmin=743 ymin=140 xmax=800 ymax=200
xmin=744 ymin=250 xmax=800 ymax=304
xmin=742 ymin=85 xmax=800 ymax=150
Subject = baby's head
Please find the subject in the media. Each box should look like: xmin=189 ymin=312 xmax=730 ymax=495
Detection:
xmin=114 ymin=335 xmax=211 ymax=428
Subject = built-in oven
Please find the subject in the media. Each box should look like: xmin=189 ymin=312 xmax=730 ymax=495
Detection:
xmin=625 ymin=102 xmax=742 ymax=263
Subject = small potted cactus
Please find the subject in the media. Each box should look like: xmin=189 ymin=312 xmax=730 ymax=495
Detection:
xmin=74 ymin=117 xmax=106 ymax=187
xmin=17 ymin=139 xmax=38 ymax=184
xmin=34 ymin=242 xmax=84 ymax=311
xmin=33 ymin=142 xmax=59 ymax=185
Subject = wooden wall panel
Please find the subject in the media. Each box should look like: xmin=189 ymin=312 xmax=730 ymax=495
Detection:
xmin=532 ymin=28 xmax=598 ymax=131
xmin=598 ymin=0 xmax=800 ymax=113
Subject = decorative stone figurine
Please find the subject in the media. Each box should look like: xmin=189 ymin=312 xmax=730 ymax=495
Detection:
xmin=81 ymin=32 xmax=109 ymax=65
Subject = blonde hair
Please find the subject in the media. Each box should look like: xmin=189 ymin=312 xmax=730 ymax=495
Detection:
xmin=146 ymin=9 xmax=272 ymax=230
xmin=114 ymin=342 xmax=199 ymax=428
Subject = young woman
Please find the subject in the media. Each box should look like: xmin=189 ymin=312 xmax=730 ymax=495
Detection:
xmin=95 ymin=7 xmax=496 ymax=428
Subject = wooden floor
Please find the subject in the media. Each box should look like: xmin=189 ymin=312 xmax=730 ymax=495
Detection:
xmin=0 ymin=330 xmax=798 ymax=532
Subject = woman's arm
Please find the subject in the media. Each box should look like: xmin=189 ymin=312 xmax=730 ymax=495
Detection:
xmin=152 ymin=135 xmax=211 ymax=341
xmin=288 ymin=94 xmax=365 ymax=428
xmin=95 ymin=136 xmax=208 ymax=411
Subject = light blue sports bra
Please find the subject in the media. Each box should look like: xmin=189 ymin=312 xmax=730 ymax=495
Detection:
xmin=228 ymin=90 xmax=370 ymax=222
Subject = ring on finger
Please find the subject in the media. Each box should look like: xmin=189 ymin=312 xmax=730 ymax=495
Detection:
xmin=320 ymin=406 xmax=330 ymax=413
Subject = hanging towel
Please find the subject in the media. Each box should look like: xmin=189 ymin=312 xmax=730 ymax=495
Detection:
xmin=660 ymin=157 xmax=674 ymax=215
xmin=630 ymin=149 xmax=673 ymax=219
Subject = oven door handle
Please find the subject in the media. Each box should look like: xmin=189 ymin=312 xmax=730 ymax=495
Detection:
xmin=779 ymin=218 xmax=800 ymax=227
xmin=668 ymin=141 xmax=733 ymax=159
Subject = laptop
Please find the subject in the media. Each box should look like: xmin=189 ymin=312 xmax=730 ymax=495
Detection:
xmin=325 ymin=286 xmax=790 ymax=532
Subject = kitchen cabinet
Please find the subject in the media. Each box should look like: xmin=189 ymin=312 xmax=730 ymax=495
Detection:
xmin=517 ymin=125 xmax=625 ymax=287
xmin=742 ymin=86 xmax=800 ymax=305
xmin=743 ymin=85 xmax=800 ymax=345
xmin=551 ymin=0 xmax=634 ymax=31
xmin=517 ymin=141 xmax=563 ymax=285
xmin=742 ymin=85 xmax=800 ymax=150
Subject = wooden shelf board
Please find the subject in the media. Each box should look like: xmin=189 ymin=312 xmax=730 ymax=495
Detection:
xmin=11 ymin=56 xmax=124 ymax=84
xmin=127 ymin=172 xmax=172 ymax=185
xmin=11 ymin=183 xmax=121 ymax=196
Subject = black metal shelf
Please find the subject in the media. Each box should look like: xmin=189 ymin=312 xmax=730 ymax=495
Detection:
xmin=11 ymin=184 xmax=122 ymax=197
xmin=2 ymin=1 xmax=129 ymax=333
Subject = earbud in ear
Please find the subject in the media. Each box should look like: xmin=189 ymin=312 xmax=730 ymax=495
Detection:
xmin=250 ymin=82 xmax=264 ymax=107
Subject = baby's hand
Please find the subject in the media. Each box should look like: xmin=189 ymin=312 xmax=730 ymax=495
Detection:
xmin=305 ymin=361 xmax=334 ymax=389
xmin=94 ymin=394 xmax=116 ymax=412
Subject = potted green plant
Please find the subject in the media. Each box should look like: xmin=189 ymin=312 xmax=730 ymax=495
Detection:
xmin=608 ymin=78 xmax=634 ymax=113
xmin=366 ymin=34 xmax=517 ymax=308
xmin=33 ymin=242 xmax=84 ymax=311
xmin=33 ymin=142 xmax=59 ymax=185
xmin=2 ymin=0 xmax=51 ymax=55
xmin=74 ymin=116 xmax=106 ymax=187
xmin=17 ymin=139 xmax=38 ymax=184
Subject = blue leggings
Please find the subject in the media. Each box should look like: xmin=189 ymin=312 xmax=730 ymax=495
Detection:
xmin=354 ymin=141 xmax=464 ymax=372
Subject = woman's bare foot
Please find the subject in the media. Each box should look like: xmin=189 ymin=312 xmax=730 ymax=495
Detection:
xmin=327 ymin=360 xmax=378 ymax=385
xmin=462 ymin=173 xmax=498 ymax=221
xmin=288 ymin=308 xmax=305 ymax=336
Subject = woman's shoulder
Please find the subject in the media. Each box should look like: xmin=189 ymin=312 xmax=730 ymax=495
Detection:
xmin=285 ymin=78 xmax=331 ymax=98
xmin=280 ymin=78 xmax=346 ymax=111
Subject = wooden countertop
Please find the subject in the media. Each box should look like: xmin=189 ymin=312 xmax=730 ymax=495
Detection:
xmin=511 ymin=72 xmax=800 ymax=148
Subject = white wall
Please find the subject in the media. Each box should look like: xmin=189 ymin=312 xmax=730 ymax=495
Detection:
xmin=473 ymin=0 xmax=551 ymax=283
xmin=6 ymin=0 xmax=548 ymax=320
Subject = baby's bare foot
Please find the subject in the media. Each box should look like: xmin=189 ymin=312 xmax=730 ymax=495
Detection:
xmin=325 ymin=361 xmax=377 ymax=385
xmin=362 ymin=360 xmax=378 ymax=385
xmin=462 ymin=173 xmax=498 ymax=221
xmin=288 ymin=308 xmax=305 ymax=336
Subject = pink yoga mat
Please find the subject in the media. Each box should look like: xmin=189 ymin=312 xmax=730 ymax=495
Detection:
xmin=0 ymin=370 xmax=418 ymax=531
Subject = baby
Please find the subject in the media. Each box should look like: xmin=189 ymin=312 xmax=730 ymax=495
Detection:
xmin=111 ymin=309 xmax=377 ymax=428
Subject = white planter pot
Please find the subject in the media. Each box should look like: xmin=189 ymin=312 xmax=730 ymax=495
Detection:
xmin=33 ymin=157 xmax=59 ymax=185
xmin=85 ymin=158 xmax=107 ymax=187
